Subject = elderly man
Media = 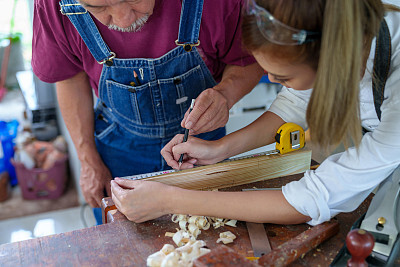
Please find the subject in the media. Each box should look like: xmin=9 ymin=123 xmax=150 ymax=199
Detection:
xmin=32 ymin=0 xmax=263 ymax=224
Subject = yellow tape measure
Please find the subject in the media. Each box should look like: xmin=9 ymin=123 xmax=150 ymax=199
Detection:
xmin=275 ymin=122 xmax=305 ymax=154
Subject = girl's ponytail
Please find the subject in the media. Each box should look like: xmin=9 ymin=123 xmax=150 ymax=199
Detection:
xmin=306 ymin=0 xmax=383 ymax=151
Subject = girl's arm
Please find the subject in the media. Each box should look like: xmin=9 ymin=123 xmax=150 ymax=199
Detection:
xmin=111 ymin=178 xmax=310 ymax=224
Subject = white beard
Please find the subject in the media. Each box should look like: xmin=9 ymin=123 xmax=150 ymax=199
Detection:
xmin=108 ymin=14 xmax=149 ymax=32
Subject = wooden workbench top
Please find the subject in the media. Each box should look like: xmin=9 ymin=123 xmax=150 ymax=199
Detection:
xmin=0 ymin=173 xmax=371 ymax=266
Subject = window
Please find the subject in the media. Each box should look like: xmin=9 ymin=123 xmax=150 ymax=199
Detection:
xmin=0 ymin=0 xmax=33 ymax=66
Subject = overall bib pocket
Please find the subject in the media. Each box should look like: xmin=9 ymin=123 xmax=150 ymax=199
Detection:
xmin=105 ymin=80 xmax=144 ymax=124
xmin=105 ymin=65 xmax=207 ymax=125
xmin=157 ymin=65 xmax=206 ymax=122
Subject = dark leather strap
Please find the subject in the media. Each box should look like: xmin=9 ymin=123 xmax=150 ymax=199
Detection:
xmin=363 ymin=19 xmax=391 ymax=134
xmin=372 ymin=19 xmax=391 ymax=121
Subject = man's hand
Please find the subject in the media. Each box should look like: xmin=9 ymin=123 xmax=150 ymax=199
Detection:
xmin=80 ymin=160 xmax=112 ymax=207
xmin=181 ymin=88 xmax=229 ymax=135
xmin=56 ymin=72 xmax=111 ymax=208
xmin=182 ymin=63 xmax=264 ymax=135
xmin=111 ymin=179 xmax=174 ymax=223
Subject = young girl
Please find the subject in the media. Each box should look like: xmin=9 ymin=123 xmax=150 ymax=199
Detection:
xmin=110 ymin=0 xmax=400 ymax=226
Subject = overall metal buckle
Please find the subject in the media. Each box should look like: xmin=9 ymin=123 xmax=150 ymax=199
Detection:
xmin=60 ymin=3 xmax=88 ymax=15
xmin=175 ymin=40 xmax=200 ymax=52
xmin=98 ymin=52 xmax=116 ymax=66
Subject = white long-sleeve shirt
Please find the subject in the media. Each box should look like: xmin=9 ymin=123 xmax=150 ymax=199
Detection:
xmin=268 ymin=10 xmax=400 ymax=225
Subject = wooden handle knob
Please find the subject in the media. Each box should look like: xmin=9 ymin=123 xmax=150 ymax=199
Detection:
xmin=346 ymin=229 xmax=374 ymax=267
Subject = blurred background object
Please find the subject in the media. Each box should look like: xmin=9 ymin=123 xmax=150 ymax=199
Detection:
xmin=0 ymin=0 xmax=95 ymax=245
xmin=0 ymin=120 xmax=19 ymax=186
xmin=17 ymin=70 xmax=59 ymax=141
xmin=12 ymin=136 xmax=68 ymax=200
xmin=0 ymin=0 xmax=26 ymax=94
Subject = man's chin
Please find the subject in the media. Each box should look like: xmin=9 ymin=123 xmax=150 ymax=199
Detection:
xmin=107 ymin=15 xmax=149 ymax=33
xmin=108 ymin=24 xmax=145 ymax=33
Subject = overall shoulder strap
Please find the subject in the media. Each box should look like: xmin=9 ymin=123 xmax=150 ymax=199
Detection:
xmin=372 ymin=19 xmax=391 ymax=121
xmin=176 ymin=0 xmax=204 ymax=52
xmin=59 ymin=0 xmax=115 ymax=64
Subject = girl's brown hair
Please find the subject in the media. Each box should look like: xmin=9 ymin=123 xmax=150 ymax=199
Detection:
xmin=242 ymin=0 xmax=385 ymax=150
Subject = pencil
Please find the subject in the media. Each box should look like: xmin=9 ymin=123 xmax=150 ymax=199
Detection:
xmin=133 ymin=70 xmax=141 ymax=86
xmin=178 ymin=99 xmax=195 ymax=169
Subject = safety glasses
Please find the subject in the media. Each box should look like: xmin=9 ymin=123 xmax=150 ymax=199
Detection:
xmin=246 ymin=0 xmax=321 ymax=45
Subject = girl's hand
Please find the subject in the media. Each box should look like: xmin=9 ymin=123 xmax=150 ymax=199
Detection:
xmin=110 ymin=178 xmax=174 ymax=223
xmin=161 ymin=134 xmax=225 ymax=169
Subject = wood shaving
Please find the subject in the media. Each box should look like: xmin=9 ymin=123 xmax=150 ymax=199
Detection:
xmin=172 ymin=229 xmax=194 ymax=247
xmin=179 ymin=220 xmax=187 ymax=231
xmin=224 ymin=220 xmax=237 ymax=227
xmin=173 ymin=214 xmax=236 ymax=232
xmin=161 ymin=244 xmax=175 ymax=255
xmin=149 ymin=214 xmax=237 ymax=267
xmin=216 ymin=231 xmax=236 ymax=244
xmin=188 ymin=223 xmax=201 ymax=238
xmin=147 ymin=251 xmax=166 ymax=267
xmin=171 ymin=214 xmax=188 ymax=224
xmin=168 ymin=214 xmax=238 ymax=245
xmin=205 ymin=217 xmax=237 ymax=229
xmin=146 ymin=240 xmax=210 ymax=267
xmin=165 ymin=232 xmax=175 ymax=237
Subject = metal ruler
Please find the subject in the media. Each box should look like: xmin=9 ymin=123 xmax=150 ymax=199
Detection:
xmin=120 ymin=149 xmax=280 ymax=181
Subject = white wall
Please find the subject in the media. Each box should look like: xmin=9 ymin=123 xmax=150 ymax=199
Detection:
xmin=226 ymin=82 xmax=281 ymax=157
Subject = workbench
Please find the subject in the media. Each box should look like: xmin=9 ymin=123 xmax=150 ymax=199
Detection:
xmin=0 ymin=173 xmax=371 ymax=266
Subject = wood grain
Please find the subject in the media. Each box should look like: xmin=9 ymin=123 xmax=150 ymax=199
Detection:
xmin=137 ymin=148 xmax=311 ymax=190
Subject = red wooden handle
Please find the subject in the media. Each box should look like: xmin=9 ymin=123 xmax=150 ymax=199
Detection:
xmin=346 ymin=229 xmax=374 ymax=267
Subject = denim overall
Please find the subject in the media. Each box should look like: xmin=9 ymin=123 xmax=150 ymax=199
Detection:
xmin=60 ymin=0 xmax=225 ymax=224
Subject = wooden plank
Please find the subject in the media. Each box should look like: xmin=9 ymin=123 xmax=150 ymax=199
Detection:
xmin=193 ymin=221 xmax=340 ymax=267
xmin=258 ymin=221 xmax=340 ymax=266
xmin=193 ymin=245 xmax=261 ymax=267
xmin=141 ymin=148 xmax=311 ymax=190
xmin=103 ymin=149 xmax=311 ymax=223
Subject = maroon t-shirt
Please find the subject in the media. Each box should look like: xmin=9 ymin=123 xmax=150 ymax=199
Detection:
xmin=32 ymin=0 xmax=256 ymax=96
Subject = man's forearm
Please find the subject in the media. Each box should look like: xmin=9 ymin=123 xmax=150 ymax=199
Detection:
xmin=56 ymin=72 xmax=100 ymax=164
xmin=214 ymin=63 xmax=264 ymax=109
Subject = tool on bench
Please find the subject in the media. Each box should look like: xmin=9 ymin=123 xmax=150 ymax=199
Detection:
xmin=242 ymin=188 xmax=276 ymax=259
xmin=104 ymin=123 xmax=306 ymax=221
xmin=331 ymin=166 xmax=400 ymax=266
